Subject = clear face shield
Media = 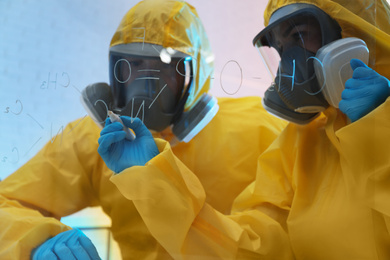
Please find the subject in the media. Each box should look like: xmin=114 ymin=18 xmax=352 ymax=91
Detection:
xmin=108 ymin=43 xmax=193 ymax=132
xmin=255 ymin=14 xmax=328 ymax=124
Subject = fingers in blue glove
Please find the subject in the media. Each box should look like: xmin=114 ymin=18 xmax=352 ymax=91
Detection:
xmin=98 ymin=131 xmax=126 ymax=156
xmin=32 ymin=229 xmax=101 ymax=260
xmin=100 ymin=121 xmax=126 ymax=136
xmin=98 ymin=121 xmax=127 ymax=153
xmin=350 ymin=58 xmax=379 ymax=80
xmin=104 ymin=117 xmax=112 ymax=127
xmin=341 ymin=84 xmax=371 ymax=100
xmin=349 ymin=58 xmax=367 ymax=71
xmin=339 ymin=58 xmax=390 ymax=122
xmin=97 ymin=116 xmax=159 ymax=173
xmin=34 ymin=246 xmax=57 ymax=259
xmin=53 ymin=229 xmax=98 ymax=259
xmin=120 ymin=117 xmax=153 ymax=138
xmin=77 ymin=232 xmax=101 ymax=259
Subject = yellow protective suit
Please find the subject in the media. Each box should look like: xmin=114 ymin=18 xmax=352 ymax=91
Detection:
xmin=0 ymin=98 xmax=285 ymax=259
xmin=106 ymin=0 xmax=390 ymax=259
xmin=0 ymin=0 xmax=287 ymax=259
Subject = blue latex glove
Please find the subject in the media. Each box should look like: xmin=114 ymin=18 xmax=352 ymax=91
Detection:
xmin=339 ymin=58 xmax=390 ymax=122
xmin=32 ymin=229 xmax=100 ymax=260
xmin=98 ymin=116 xmax=159 ymax=173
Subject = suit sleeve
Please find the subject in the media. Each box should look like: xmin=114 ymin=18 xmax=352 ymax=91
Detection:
xmin=336 ymin=98 xmax=390 ymax=217
xmin=0 ymin=118 xmax=101 ymax=259
xmin=111 ymin=138 xmax=294 ymax=259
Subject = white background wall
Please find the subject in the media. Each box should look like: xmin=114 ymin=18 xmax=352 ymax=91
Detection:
xmin=0 ymin=0 xmax=271 ymax=180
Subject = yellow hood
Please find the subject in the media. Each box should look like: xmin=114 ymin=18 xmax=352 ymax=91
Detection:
xmin=110 ymin=0 xmax=214 ymax=111
xmin=263 ymin=0 xmax=390 ymax=79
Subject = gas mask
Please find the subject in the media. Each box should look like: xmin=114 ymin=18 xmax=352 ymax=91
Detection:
xmin=275 ymin=45 xmax=328 ymax=113
xmin=80 ymin=43 xmax=219 ymax=142
xmin=252 ymin=3 xmax=371 ymax=124
xmin=108 ymin=46 xmax=189 ymax=132
xmin=261 ymin=37 xmax=369 ymax=124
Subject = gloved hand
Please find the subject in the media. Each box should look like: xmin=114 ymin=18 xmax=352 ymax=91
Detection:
xmin=339 ymin=58 xmax=390 ymax=122
xmin=98 ymin=116 xmax=159 ymax=173
xmin=32 ymin=229 xmax=100 ymax=260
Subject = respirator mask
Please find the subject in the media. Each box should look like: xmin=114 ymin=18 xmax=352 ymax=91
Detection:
xmin=80 ymin=43 xmax=218 ymax=142
xmin=253 ymin=4 xmax=369 ymax=124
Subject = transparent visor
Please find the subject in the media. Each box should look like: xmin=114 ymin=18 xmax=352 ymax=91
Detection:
xmin=109 ymin=51 xmax=192 ymax=114
xmin=253 ymin=14 xmax=323 ymax=81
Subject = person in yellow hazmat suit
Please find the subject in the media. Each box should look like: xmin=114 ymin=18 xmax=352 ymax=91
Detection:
xmin=95 ymin=0 xmax=390 ymax=259
xmin=0 ymin=0 xmax=287 ymax=259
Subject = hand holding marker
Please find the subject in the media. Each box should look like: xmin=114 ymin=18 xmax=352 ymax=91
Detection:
xmin=108 ymin=111 xmax=136 ymax=141
xmin=99 ymin=111 xmax=158 ymax=172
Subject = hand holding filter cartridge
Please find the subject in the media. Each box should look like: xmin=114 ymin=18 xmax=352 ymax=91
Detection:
xmin=339 ymin=59 xmax=390 ymax=122
xmin=108 ymin=111 xmax=135 ymax=141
